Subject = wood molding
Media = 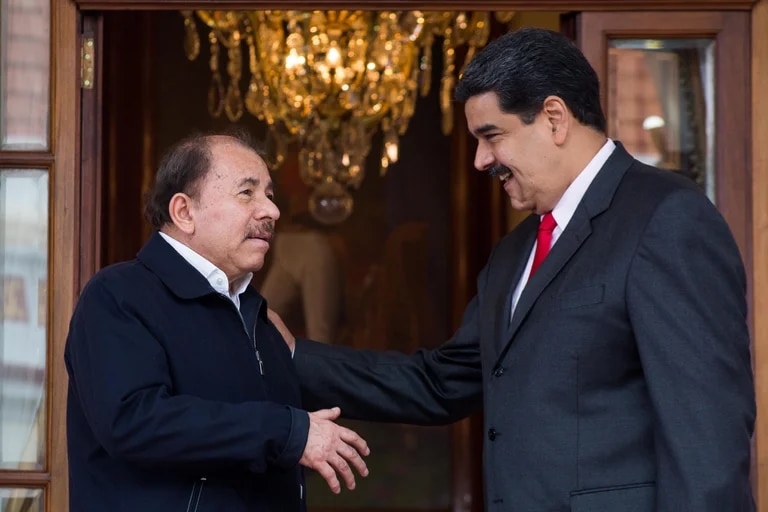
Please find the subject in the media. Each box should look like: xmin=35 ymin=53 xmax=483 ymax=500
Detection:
xmin=79 ymin=14 xmax=104 ymax=288
xmin=74 ymin=0 xmax=757 ymax=11
xmin=49 ymin=0 xmax=78 ymax=509
xmin=0 ymin=153 xmax=54 ymax=166
xmin=0 ymin=472 xmax=50 ymax=485
xmin=449 ymin=97 xmax=479 ymax=512
xmin=752 ymin=2 xmax=768 ymax=510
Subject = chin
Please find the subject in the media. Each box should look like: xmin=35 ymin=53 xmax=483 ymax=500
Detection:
xmin=240 ymin=256 xmax=265 ymax=274
xmin=508 ymin=198 xmax=531 ymax=212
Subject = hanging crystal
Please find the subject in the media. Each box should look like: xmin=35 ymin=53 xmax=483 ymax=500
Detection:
xmin=186 ymin=10 xmax=516 ymax=224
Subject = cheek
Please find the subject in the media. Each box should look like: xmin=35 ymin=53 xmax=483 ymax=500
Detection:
xmin=498 ymin=142 xmax=529 ymax=170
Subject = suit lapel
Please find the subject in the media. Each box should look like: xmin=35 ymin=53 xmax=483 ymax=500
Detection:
xmin=490 ymin=218 xmax=537 ymax=357
xmin=495 ymin=142 xmax=636 ymax=365
xmin=505 ymin=207 xmax=592 ymax=343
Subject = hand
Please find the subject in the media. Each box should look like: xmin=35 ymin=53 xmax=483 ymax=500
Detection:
xmin=300 ymin=407 xmax=370 ymax=494
xmin=267 ymin=308 xmax=295 ymax=353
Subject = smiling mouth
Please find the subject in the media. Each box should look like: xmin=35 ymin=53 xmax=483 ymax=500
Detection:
xmin=488 ymin=165 xmax=512 ymax=182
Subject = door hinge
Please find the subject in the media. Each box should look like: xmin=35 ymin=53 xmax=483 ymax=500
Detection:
xmin=81 ymin=37 xmax=95 ymax=89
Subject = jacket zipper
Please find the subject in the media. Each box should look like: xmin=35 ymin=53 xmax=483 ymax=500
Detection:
xmin=253 ymin=319 xmax=263 ymax=375
xmin=186 ymin=477 xmax=206 ymax=512
xmin=226 ymin=296 xmax=264 ymax=376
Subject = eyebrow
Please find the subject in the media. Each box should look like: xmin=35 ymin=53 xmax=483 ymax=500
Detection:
xmin=236 ymin=177 xmax=274 ymax=194
xmin=474 ymin=123 xmax=500 ymax=136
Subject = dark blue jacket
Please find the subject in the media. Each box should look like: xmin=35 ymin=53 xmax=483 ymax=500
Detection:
xmin=65 ymin=232 xmax=310 ymax=512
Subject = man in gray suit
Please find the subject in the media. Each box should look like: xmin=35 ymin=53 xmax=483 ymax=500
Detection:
xmin=273 ymin=28 xmax=755 ymax=511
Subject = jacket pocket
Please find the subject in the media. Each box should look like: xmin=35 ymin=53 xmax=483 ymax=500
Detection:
xmin=559 ymin=284 xmax=604 ymax=310
xmin=570 ymin=481 xmax=654 ymax=512
xmin=186 ymin=477 xmax=207 ymax=512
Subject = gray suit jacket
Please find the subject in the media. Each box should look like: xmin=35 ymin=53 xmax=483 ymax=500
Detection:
xmin=296 ymin=144 xmax=755 ymax=511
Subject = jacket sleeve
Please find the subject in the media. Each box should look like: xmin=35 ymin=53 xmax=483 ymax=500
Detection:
xmin=626 ymin=189 xmax=755 ymax=511
xmin=64 ymin=277 xmax=309 ymax=473
xmin=294 ymin=267 xmax=487 ymax=425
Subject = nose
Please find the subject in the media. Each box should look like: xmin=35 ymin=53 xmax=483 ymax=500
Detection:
xmin=474 ymin=142 xmax=495 ymax=172
xmin=257 ymin=196 xmax=280 ymax=222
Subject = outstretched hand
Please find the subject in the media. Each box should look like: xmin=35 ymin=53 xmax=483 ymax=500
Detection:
xmin=300 ymin=407 xmax=370 ymax=494
xmin=267 ymin=308 xmax=295 ymax=353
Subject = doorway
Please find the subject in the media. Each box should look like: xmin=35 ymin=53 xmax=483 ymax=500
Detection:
xmin=93 ymin=8 xmax=566 ymax=512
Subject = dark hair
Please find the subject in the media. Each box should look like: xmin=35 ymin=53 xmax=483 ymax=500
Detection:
xmin=455 ymin=28 xmax=606 ymax=132
xmin=144 ymin=128 xmax=265 ymax=230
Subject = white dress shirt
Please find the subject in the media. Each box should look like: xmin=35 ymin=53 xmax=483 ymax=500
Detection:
xmin=159 ymin=232 xmax=253 ymax=311
xmin=510 ymin=139 xmax=616 ymax=318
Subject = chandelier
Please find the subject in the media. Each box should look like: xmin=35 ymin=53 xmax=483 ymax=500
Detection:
xmin=182 ymin=10 xmax=514 ymax=224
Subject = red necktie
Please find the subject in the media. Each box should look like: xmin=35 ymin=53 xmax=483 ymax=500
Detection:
xmin=528 ymin=212 xmax=557 ymax=279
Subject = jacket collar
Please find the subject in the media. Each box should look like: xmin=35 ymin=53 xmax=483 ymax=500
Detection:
xmin=137 ymin=231 xmax=227 ymax=300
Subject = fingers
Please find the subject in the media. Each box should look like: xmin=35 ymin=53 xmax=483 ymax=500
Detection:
xmin=300 ymin=410 xmax=370 ymax=493
xmin=329 ymin=453 xmax=354 ymax=491
xmin=314 ymin=461 xmax=342 ymax=494
xmin=336 ymin=437 xmax=369 ymax=478
xmin=339 ymin=426 xmax=370 ymax=456
xmin=309 ymin=406 xmax=341 ymax=421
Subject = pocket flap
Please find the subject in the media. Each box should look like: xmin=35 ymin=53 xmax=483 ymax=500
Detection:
xmin=559 ymin=284 xmax=605 ymax=310
xmin=570 ymin=482 xmax=654 ymax=512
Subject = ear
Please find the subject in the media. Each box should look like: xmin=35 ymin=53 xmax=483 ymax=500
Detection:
xmin=542 ymin=95 xmax=569 ymax=146
xmin=168 ymin=192 xmax=196 ymax=235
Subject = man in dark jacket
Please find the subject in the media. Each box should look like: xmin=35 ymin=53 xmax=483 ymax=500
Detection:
xmin=64 ymin=131 xmax=369 ymax=512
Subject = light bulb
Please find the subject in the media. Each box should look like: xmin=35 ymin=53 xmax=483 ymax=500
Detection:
xmin=308 ymin=181 xmax=353 ymax=225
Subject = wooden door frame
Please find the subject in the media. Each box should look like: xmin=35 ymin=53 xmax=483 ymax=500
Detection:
xmin=577 ymin=11 xmax=751 ymax=265
xmin=752 ymin=2 xmax=768 ymax=509
xmin=52 ymin=1 xmax=768 ymax=512
xmin=49 ymin=0 xmax=79 ymax=509
xmin=72 ymin=0 xmax=757 ymax=9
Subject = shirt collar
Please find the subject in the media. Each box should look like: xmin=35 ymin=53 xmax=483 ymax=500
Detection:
xmin=158 ymin=232 xmax=253 ymax=296
xmin=550 ymin=138 xmax=616 ymax=231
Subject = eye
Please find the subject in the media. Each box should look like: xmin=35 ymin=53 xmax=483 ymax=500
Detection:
xmin=266 ymin=193 xmax=275 ymax=201
xmin=240 ymin=189 xmax=253 ymax=197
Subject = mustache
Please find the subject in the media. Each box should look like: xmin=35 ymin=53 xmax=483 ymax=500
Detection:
xmin=487 ymin=164 xmax=512 ymax=178
xmin=247 ymin=221 xmax=275 ymax=239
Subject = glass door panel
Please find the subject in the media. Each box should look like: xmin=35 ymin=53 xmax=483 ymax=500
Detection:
xmin=0 ymin=487 xmax=44 ymax=512
xmin=607 ymin=39 xmax=715 ymax=200
xmin=576 ymin=11 xmax=749 ymax=262
xmin=0 ymin=0 xmax=51 ymax=150
xmin=0 ymin=169 xmax=48 ymax=470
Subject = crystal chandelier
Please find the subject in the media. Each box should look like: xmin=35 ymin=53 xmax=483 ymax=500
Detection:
xmin=182 ymin=10 xmax=514 ymax=224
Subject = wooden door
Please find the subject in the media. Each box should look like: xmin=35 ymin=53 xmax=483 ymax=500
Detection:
xmin=0 ymin=0 xmax=81 ymax=509
xmin=576 ymin=11 xmax=750 ymax=263
xmin=574 ymin=6 xmax=757 ymax=503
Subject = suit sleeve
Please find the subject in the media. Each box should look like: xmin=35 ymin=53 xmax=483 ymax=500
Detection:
xmin=294 ymin=267 xmax=488 ymax=425
xmin=626 ymin=189 xmax=755 ymax=511
xmin=65 ymin=277 xmax=309 ymax=473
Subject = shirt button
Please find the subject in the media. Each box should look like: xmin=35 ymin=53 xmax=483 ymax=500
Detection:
xmin=488 ymin=428 xmax=498 ymax=441
xmin=493 ymin=366 xmax=505 ymax=377
xmin=216 ymin=278 xmax=223 ymax=285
